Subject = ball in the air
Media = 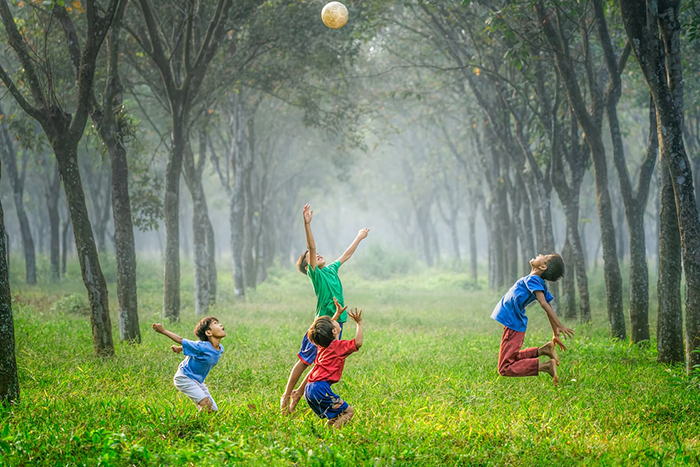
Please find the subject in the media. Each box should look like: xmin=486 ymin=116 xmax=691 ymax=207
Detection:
xmin=321 ymin=2 xmax=348 ymax=29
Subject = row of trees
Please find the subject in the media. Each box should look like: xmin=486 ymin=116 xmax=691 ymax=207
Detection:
xmin=2 ymin=0 xmax=700 ymax=406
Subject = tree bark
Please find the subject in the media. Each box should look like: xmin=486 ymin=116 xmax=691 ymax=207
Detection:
xmin=0 ymin=106 xmax=36 ymax=285
xmin=657 ymin=155 xmax=684 ymax=363
xmin=56 ymin=140 xmax=114 ymax=356
xmin=561 ymin=237 xmax=577 ymax=320
xmin=0 ymin=188 xmax=19 ymax=405
xmin=46 ymin=162 xmax=61 ymax=282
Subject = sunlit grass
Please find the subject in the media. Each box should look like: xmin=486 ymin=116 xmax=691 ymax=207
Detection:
xmin=2 ymin=255 xmax=700 ymax=466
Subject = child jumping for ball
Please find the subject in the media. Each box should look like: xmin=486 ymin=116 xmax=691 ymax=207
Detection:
xmin=491 ymin=253 xmax=574 ymax=385
xmin=280 ymin=204 xmax=369 ymax=414
xmin=152 ymin=316 xmax=226 ymax=412
xmin=305 ymin=297 xmax=363 ymax=429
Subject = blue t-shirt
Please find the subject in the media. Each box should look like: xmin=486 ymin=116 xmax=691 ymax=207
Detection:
xmin=490 ymin=274 xmax=554 ymax=332
xmin=177 ymin=339 xmax=224 ymax=383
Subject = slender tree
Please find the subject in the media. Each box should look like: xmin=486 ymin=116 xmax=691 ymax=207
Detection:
xmin=0 ymin=0 xmax=122 ymax=356
xmin=0 ymin=161 xmax=19 ymax=405
xmin=0 ymin=103 xmax=36 ymax=284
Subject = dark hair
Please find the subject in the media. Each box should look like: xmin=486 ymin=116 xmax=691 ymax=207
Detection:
xmin=297 ymin=249 xmax=309 ymax=275
xmin=194 ymin=316 xmax=219 ymax=341
xmin=307 ymin=316 xmax=335 ymax=348
xmin=542 ymin=254 xmax=565 ymax=282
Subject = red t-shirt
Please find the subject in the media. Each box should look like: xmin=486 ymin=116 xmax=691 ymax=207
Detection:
xmin=308 ymin=338 xmax=358 ymax=384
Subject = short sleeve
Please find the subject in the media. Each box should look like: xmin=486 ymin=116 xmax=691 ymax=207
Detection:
xmin=544 ymin=290 xmax=554 ymax=303
xmin=181 ymin=339 xmax=203 ymax=357
xmin=523 ymin=275 xmax=546 ymax=294
xmin=325 ymin=261 xmax=341 ymax=275
xmin=337 ymin=339 xmax=358 ymax=357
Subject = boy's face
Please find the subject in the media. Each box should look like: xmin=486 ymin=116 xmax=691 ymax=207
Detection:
xmin=206 ymin=320 xmax=226 ymax=339
xmin=306 ymin=252 xmax=326 ymax=268
xmin=530 ymin=254 xmax=554 ymax=271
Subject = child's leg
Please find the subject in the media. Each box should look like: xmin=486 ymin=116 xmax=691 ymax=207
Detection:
xmin=497 ymin=327 xmax=539 ymax=377
xmin=174 ymin=372 xmax=217 ymax=411
xmin=281 ymin=359 xmax=310 ymax=412
xmin=289 ymin=369 xmax=311 ymax=411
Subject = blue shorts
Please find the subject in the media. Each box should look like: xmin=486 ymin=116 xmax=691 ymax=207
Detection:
xmin=304 ymin=381 xmax=349 ymax=420
xmin=297 ymin=322 xmax=344 ymax=365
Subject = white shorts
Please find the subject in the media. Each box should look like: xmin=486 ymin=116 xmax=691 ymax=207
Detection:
xmin=173 ymin=370 xmax=218 ymax=411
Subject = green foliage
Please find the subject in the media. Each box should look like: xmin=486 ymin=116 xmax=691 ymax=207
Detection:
xmin=49 ymin=293 xmax=90 ymax=316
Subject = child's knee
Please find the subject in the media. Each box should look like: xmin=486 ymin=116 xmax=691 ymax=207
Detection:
xmin=497 ymin=364 xmax=508 ymax=376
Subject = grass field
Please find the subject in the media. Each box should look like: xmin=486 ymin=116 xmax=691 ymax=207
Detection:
xmin=1 ymin=256 xmax=700 ymax=466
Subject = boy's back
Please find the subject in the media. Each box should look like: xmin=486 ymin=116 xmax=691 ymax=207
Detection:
xmin=308 ymin=261 xmax=346 ymax=322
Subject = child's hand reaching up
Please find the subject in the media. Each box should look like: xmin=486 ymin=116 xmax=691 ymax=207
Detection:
xmin=348 ymin=308 xmax=362 ymax=324
xmin=357 ymin=228 xmax=370 ymax=239
xmin=332 ymin=297 xmax=347 ymax=321
xmin=303 ymin=204 xmax=313 ymax=224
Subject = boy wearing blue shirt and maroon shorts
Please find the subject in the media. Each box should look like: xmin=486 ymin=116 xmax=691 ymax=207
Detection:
xmin=305 ymin=298 xmax=363 ymax=429
xmin=491 ymin=254 xmax=574 ymax=385
xmin=152 ymin=317 xmax=226 ymax=412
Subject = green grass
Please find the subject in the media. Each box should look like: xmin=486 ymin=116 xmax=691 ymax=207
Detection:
xmin=2 ymin=256 xmax=700 ymax=466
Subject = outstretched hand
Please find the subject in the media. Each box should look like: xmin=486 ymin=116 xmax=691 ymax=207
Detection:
xmin=552 ymin=336 xmax=567 ymax=351
xmin=332 ymin=297 xmax=348 ymax=321
xmin=357 ymin=228 xmax=370 ymax=239
xmin=348 ymin=307 xmax=363 ymax=324
xmin=152 ymin=323 xmax=165 ymax=334
xmin=303 ymin=204 xmax=313 ymax=224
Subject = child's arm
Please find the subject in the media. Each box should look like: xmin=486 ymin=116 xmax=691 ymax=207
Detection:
xmin=535 ymin=291 xmax=574 ymax=350
xmin=303 ymin=204 xmax=317 ymax=270
xmin=337 ymin=228 xmax=370 ymax=265
xmin=171 ymin=345 xmax=183 ymax=353
xmin=332 ymin=296 xmax=348 ymax=321
xmin=152 ymin=323 xmax=184 ymax=344
xmin=348 ymin=307 xmax=363 ymax=349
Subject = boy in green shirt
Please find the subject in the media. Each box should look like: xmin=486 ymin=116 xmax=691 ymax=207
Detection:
xmin=280 ymin=204 xmax=369 ymax=414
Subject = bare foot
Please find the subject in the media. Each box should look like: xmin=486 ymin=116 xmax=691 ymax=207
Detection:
xmin=539 ymin=360 xmax=559 ymax=386
xmin=289 ymin=390 xmax=303 ymax=413
xmin=328 ymin=407 xmax=354 ymax=429
xmin=280 ymin=394 xmax=291 ymax=415
xmin=538 ymin=340 xmax=559 ymax=365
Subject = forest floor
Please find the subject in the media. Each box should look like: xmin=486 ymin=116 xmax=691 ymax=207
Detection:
xmin=2 ymin=256 xmax=700 ymax=466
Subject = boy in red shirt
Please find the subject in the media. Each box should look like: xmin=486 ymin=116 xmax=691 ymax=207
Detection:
xmin=304 ymin=298 xmax=363 ymax=429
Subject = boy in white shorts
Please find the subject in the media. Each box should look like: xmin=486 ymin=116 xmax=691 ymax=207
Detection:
xmin=152 ymin=316 xmax=226 ymax=412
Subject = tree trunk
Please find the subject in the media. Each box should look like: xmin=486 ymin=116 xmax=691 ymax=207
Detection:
xmin=56 ymin=140 xmax=114 ymax=356
xmin=243 ymin=163 xmax=257 ymax=289
xmin=46 ymin=163 xmax=61 ymax=282
xmin=62 ymin=216 xmax=71 ymax=276
xmin=163 ymin=112 xmax=185 ymax=320
xmin=0 ymin=191 xmax=19 ymax=405
xmin=561 ymin=237 xmax=577 ymax=320
xmin=657 ymin=155 xmax=684 ymax=363
xmin=205 ymin=214 xmax=217 ymax=305
xmin=468 ymin=201 xmax=478 ymax=284
xmin=0 ymin=111 xmax=36 ymax=285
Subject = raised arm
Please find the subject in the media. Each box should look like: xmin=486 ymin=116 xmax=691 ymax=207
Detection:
xmin=303 ymin=204 xmax=317 ymax=270
xmin=348 ymin=308 xmax=363 ymax=349
xmin=152 ymin=323 xmax=183 ymax=344
xmin=332 ymin=297 xmax=348 ymax=321
xmin=337 ymin=228 xmax=370 ymax=264
xmin=535 ymin=291 xmax=574 ymax=350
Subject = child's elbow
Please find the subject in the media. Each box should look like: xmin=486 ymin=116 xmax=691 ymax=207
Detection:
xmin=355 ymin=341 xmax=363 ymax=350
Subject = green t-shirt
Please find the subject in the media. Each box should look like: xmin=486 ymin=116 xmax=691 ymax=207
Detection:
xmin=307 ymin=260 xmax=346 ymax=322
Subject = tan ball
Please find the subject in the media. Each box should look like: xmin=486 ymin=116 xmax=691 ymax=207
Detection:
xmin=321 ymin=2 xmax=349 ymax=29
